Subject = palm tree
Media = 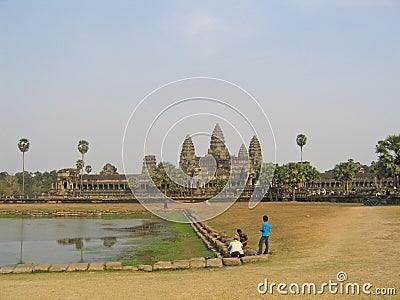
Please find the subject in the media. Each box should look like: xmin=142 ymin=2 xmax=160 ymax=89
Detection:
xmin=376 ymin=135 xmax=400 ymax=189
xmin=333 ymin=159 xmax=357 ymax=194
xmin=17 ymin=138 xmax=30 ymax=196
xmin=76 ymin=159 xmax=84 ymax=192
xmin=296 ymin=134 xmax=307 ymax=163
xmin=76 ymin=159 xmax=84 ymax=171
xmin=85 ymin=165 xmax=92 ymax=174
xmin=77 ymin=140 xmax=89 ymax=195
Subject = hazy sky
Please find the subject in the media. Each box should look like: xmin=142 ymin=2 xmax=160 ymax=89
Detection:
xmin=1 ymin=0 xmax=399 ymax=175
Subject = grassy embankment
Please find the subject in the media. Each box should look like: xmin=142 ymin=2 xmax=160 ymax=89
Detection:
xmin=120 ymin=211 xmax=213 ymax=266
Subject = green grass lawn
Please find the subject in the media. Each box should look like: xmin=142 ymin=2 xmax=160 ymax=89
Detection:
xmin=120 ymin=211 xmax=213 ymax=266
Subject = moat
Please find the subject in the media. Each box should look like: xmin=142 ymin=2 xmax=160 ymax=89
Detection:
xmin=0 ymin=218 xmax=164 ymax=267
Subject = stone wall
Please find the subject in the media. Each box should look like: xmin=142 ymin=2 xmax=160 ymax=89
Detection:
xmin=0 ymin=209 xmax=147 ymax=218
xmin=183 ymin=210 xmax=260 ymax=258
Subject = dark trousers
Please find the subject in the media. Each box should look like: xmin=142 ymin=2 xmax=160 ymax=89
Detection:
xmin=257 ymin=236 xmax=269 ymax=254
xmin=231 ymin=251 xmax=244 ymax=258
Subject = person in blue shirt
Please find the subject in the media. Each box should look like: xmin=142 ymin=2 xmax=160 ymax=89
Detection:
xmin=257 ymin=215 xmax=271 ymax=255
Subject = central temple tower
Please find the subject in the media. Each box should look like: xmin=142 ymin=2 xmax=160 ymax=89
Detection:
xmin=207 ymin=123 xmax=231 ymax=179
xmin=178 ymin=123 xmax=262 ymax=187
xmin=179 ymin=135 xmax=199 ymax=176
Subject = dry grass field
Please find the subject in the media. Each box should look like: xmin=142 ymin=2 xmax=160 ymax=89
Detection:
xmin=0 ymin=202 xmax=399 ymax=299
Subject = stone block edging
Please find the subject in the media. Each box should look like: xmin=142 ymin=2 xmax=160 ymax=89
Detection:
xmin=0 ymin=254 xmax=268 ymax=275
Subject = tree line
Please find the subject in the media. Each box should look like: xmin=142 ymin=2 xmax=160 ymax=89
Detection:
xmin=4 ymin=133 xmax=399 ymax=198
xmin=0 ymin=170 xmax=57 ymax=197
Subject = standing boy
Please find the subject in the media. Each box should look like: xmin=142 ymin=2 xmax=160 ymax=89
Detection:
xmin=257 ymin=215 xmax=271 ymax=255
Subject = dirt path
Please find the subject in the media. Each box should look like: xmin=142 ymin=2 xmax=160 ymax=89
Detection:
xmin=306 ymin=206 xmax=399 ymax=276
xmin=273 ymin=205 xmax=400 ymax=296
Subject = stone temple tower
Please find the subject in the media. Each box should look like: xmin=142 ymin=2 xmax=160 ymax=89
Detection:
xmin=208 ymin=123 xmax=231 ymax=178
xmin=231 ymin=143 xmax=250 ymax=185
xmin=179 ymin=135 xmax=199 ymax=176
xmin=249 ymin=135 xmax=262 ymax=175
xmin=142 ymin=155 xmax=157 ymax=175
xmin=238 ymin=143 xmax=248 ymax=159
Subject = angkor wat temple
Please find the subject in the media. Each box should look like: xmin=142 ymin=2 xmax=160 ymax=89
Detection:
xmin=178 ymin=123 xmax=262 ymax=187
xmin=54 ymin=124 xmax=263 ymax=199
xmin=52 ymin=123 xmax=391 ymax=201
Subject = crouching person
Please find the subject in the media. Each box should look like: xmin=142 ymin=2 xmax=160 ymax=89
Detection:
xmin=228 ymin=236 xmax=244 ymax=258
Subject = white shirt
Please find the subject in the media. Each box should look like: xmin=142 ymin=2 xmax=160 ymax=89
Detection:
xmin=228 ymin=240 xmax=244 ymax=254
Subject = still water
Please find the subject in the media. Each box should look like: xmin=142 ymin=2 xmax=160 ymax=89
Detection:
xmin=0 ymin=218 xmax=161 ymax=267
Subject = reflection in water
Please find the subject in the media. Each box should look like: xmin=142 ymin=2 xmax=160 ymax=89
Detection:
xmin=57 ymin=238 xmax=85 ymax=261
xmin=0 ymin=218 xmax=165 ymax=267
xmin=57 ymin=237 xmax=118 ymax=262
xmin=57 ymin=238 xmax=84 ymax=249
xmin=19 ymin=218 xmax=24 ymax=264
xmin=19 ymin=240 xmax=23 ymax=264
xmin=102 ymin=237 xmax=116 ymax=248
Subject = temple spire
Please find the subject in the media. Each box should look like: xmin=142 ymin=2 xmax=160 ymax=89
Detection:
xmin=211 ymin=123 xmax=225 ymax=144
xmin=179 ymin=134 xmax=198 ymax=176
xmin=238 ymin=143 xmax=248 ymax=158
xmin=208 ymin=123 xmax=231 ymax=178
xmin=249 ymin=135 xmax=262 ymax=174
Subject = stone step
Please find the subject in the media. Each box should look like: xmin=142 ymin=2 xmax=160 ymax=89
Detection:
xmin=222 ymin=257 xmax=242 ymax=266
xmin=87 ymin=262 xmax=105 ymax=271
xmin=0 ymin=267 xmax=15 ymax=274
xmin=153 ymin=261 xmax=172 ymax=270
xmin=67 ymin=263 xmax=89 ymax=272
xmin=206 ymin=258 xmax=223 ymax=268
xmin=171 ymin=260 xmax=190 ymax=269
xmin=138 ymin=265 xmax=153 ymax=272
xmin=49 ymin=264 xmax=69 ymax=272
xmin=13 ymin=266 xmax=33 ymax=273
xmin=105 ymin=261 xmax=122 ymax=270
xmin=33 ymin=264 xmax=51 ymax=272
xmin=189 ymin=257 xmax=206 ymax=268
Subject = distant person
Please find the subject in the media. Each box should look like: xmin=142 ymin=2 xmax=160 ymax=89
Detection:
xmin=236 ymin=228 xmax=248 ymax=247
xmin=228 ymin=236 xmax=244 ymax=258
xmin=257 ymin=215 xmax=271 ymax=255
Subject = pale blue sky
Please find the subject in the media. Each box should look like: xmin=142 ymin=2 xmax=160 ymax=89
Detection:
xmin=1 ymin=0 xmax=399 ymax=174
